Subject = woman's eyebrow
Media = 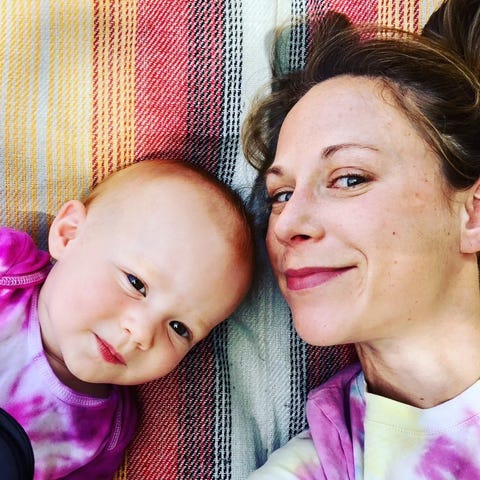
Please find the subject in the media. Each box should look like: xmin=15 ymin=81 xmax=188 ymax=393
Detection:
xmin=265 ymin=143 xmax=379 ymax=180
xmin=264 ymin=165 xmax=284 ymax=180
xmin=322 ymin=143 xmax=379 ymax=158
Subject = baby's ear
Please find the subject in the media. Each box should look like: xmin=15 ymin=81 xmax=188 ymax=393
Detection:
xmin=48 ymin=200 xmax=87 ymax=259
xmin=460 ymin=178 xmax=480 ymax=254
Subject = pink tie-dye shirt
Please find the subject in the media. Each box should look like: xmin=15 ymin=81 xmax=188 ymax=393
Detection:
xmin=249 ymin=362 xmax=480 ymax=479
xmin=0 ymin=227 xmax=137 ymax=479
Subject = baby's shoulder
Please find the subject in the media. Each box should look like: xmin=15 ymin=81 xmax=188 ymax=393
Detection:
xmin=0 ymin=227 xmax=50 ymax=284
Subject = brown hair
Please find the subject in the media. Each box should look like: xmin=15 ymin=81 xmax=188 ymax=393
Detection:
xmin=242 ymin=2 xmax=480 ymax=192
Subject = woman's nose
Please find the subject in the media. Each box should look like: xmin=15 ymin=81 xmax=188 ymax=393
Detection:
xmin=269 ymin=191 xmax=325 ymax=245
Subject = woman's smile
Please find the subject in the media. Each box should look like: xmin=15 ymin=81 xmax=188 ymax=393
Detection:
xmin=285 ymin=266 xmax=354 ymax=291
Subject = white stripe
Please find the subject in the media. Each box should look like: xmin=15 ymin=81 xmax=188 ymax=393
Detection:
xmin=419 ymin=0 xmax=440 ymax=28
xmin=229 ymin=0 xmax=274 ymax=196
xmin=34 ymin=0 xmax=54 ymax=247
xmin=228 ymin=2 xmax=311 ymax=478
xmin=217 ymin=0 xmax=243 ymax=188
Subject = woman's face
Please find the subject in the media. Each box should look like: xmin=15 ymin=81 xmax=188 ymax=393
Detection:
xmin=265 ymin=75 xmax=468 ymax=346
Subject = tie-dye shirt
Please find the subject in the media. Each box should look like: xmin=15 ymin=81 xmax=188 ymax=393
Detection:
xmin=248 ymin=362 xmax=480 ymax=479
xmin=0 ymin=227 xmax=137 ymax=479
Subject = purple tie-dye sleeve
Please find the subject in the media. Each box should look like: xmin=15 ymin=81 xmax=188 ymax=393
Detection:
xmin=0 ymin=228 xmax=50 ymax=338
xmin=0 ymin=227 xmax=50 ymax=284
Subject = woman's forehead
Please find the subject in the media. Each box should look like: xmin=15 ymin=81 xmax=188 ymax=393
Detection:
xmin=278 ymin=76 xmax=417 ymax=151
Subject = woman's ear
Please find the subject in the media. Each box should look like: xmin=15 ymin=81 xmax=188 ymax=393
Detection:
xmin=48 ymin=200 xmax=87 ymax=259
xmin=460 ymin=178 xmax=480 ymax=254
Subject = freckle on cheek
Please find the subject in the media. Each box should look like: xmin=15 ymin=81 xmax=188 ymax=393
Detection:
xmin=392 ymin=231 xmax=396 ymax=236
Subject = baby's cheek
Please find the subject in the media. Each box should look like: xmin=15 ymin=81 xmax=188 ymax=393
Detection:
xmin=140 ymin=344 xmax=186 ymax=382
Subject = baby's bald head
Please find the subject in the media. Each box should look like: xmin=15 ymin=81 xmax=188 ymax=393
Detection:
xmin=84 ymin=159 xmax=255 ymax=311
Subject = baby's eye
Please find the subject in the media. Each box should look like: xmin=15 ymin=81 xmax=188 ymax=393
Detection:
xmin=169 ymin=320 xmax=190 ymax=340
xmin=331 ymin=174 xmax=368 ymax=189
xmin=268 ymin=190 xmax=293 ymax=204
xmin=126 ymin=273 xmax=146 ymax=296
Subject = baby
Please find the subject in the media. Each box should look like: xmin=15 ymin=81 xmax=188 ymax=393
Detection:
xmin=0 ymin=159 xmax=254 ymax=479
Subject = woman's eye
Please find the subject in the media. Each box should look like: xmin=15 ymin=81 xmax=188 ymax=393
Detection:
xmin=169 ymin=321 xmax=190 ymax=340
xmin=331 ymin=174 xmax=368 ymax=189
xmin=268 ymin=190 xmax=293 ymax=204
xmin=126 ymin=273 xmax=146 ymax=296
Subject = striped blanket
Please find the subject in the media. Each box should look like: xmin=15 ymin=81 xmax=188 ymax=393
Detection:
xmin=0 ymin=1 xmax=440 ymax=478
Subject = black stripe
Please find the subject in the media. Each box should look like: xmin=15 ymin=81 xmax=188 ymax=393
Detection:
xmin=217 ymin=0 xmax=243 ymax=187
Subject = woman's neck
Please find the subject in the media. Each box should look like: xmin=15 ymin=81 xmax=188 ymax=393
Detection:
xmin=356 ymin=313 xmax=480 ymax=408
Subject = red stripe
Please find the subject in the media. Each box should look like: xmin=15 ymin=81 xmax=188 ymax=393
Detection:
xmin=130 ymin=367 xmax=185 ymax=478
xmin=308 ymin=0 xmax=378 ymax=24
xmin=414 ymin=2 xmax=420 ymax=32
xmin=128 ymin=1 xmax=225 ymax=476
xmin=134 ymin=0 xmax=226 ymax=173
xmin=134 ymin=0 xmax=191 ymax=161
xmin=128 ymin=342 xmax=217 ymax=478
xmin=307 ymin=344 xmax=358 ymax=392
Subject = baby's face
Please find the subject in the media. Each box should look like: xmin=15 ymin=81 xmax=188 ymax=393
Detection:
xmin=38 ymin=176 xmax=250 ymax=386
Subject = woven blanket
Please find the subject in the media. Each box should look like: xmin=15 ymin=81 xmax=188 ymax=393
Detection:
xmin=0 ymin=1 xmax=440 ymax=478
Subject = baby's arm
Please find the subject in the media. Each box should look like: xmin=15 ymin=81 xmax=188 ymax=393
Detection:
xmin=247 ymin=430 xmax=322 ymax=480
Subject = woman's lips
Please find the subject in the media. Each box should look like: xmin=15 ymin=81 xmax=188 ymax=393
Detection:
xmin=285 ymin=266 xmax=353 ymax=291
xmin=95 ymin=335 xmax=126 ymax=365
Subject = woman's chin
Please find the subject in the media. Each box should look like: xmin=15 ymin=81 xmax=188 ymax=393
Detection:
xmin=292 ymin=311 xmax=353 ymax=347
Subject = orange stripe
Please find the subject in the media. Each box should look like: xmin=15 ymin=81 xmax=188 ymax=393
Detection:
xmin=378 ymin=0 xmax=419 ymax=30
xmin=92 ymin=0 xmax=136 ymax=187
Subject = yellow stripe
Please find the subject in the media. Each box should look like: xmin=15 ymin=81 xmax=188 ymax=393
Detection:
xmin=378 ymin=0 xmax=392 ymax=28
xmin=95 ymin=0 xmax=136 ymax=184
xmin=96 ymin=0 xmax=109 ymax=183
xmin=378 ymin=0 xmax=417 ymax=30
xmin=120 ymin=0 xmax=137 ymax=171
xmin=45 ymin=0 xmax=59 ymax=220
xmin=46 ymin=0 xmax=94 ymax=215
xmin=0 ymin=0 xmax=94 ymax=239
xmin=403 ymin=0 xmax=415 ymax=31
xmin=3 ymin=0 xmax=41 ymax=233
xmin=378 ymin=0 xmax=443 ymax=31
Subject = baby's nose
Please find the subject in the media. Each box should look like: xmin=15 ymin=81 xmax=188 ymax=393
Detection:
xmin=122 ymin=316 xmax=155 ymax=351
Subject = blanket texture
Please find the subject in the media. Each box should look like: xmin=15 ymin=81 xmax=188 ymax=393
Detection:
xmin=0 ymin=1 xmax=438 ymax=478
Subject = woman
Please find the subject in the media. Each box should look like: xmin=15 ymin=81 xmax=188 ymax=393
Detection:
xmin=243 ymin=1 xmax=480 ymax=478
